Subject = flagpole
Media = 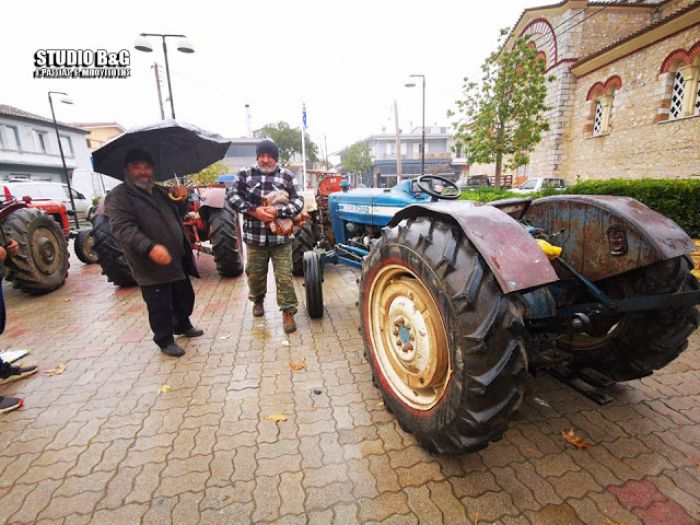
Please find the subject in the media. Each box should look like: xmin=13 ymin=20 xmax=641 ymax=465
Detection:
xmin=301 ymin=103 xmax=307 ymax=189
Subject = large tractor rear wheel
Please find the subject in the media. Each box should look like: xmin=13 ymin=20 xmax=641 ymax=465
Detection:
xmin=360 ymin=217 xmax=527 ymax=454
xmin=3 ymin=207 xmax=69 ymax=294
xmin=208 ymin=202 xmax=243 ymax=277
xmin=91 ymin=213 xmax=136 ymax=287
xmin=292 ymin=221 xmax=317 ymax=276
xmin=74 ymin=229 xmax=98 ymax=264
xmin=558 ymin=256 xmax=699 ymax=381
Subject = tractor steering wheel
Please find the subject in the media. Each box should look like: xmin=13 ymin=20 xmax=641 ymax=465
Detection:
xmin=415 ymin=175 xmax=461 ymax=200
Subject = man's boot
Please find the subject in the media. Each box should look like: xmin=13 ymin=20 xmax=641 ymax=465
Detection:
xmin=253 ymin=302 xmax=265 ymax=317
xmin=283 ymin=312 xmax=296 ymax=334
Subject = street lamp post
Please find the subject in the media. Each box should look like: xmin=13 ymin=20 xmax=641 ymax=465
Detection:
xmin=405 ymin=74 xmax=426 ymax=178
xmin=48 ymin=91 xmax=80 ymax=230
xmin=135 ymin=33 xmax=194 ymax=119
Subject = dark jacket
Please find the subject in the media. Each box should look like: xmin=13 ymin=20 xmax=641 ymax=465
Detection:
xmin=104 ymin=183 xmax=199 ymax=286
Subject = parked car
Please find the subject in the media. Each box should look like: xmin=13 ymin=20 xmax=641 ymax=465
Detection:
xmin=456 ymin=175 xmax=492 ymax=190
xmin=2 ymin=181 xmax=91 ymax=218
xmin=512 ymin=177 xmax=567 ymax=194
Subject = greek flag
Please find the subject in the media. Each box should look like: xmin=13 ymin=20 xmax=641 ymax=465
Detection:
xmin=302 ymin=103 xmax=307 ymax=129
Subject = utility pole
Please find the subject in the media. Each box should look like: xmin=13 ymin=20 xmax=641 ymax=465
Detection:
xmin=151 ymin=63 xmax=165 ymax=120
xmin=324 ymin=134 xmax=329 ymax=171
xmin=394 ymin=99 xmax=402 ymax=179
xmin=245 ymin=104 xmax=253 ymax=136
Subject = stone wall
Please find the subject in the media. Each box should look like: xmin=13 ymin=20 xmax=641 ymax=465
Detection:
xmin=561 ymin=25 xmax=700 ymax=181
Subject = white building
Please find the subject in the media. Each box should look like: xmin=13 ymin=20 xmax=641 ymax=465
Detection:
xmin=0 ymin=104 xmax=91 ymax=184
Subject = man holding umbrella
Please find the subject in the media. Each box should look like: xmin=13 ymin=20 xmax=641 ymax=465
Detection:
xmin=105 ymin=149 xmax=202 ymax=357
xmin=95 ymin=120 xmax=231 ymax=357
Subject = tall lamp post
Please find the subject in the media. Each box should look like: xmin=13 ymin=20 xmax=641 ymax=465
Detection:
xmin=48 ymin=91 xmax=80 ymax=230
xmin=134 ymin=33 xmax=194 ymax=119
xmin=405 ymin=74 xmax=426 ymax=178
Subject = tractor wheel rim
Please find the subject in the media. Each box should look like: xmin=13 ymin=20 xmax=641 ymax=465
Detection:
xmin=84 ymin=233 xmax=97 ymax=260
xmin=31 ymin=228 xmax=61 ymax=275
xmin=369 ymin=264 xmax=451 ymax=410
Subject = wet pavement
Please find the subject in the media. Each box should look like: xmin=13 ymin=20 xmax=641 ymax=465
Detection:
xmin=0 ymin=245 xmax=698 ymax=525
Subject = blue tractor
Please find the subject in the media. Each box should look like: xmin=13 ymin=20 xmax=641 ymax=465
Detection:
xmin=302 ymin=175 xmax=700 ymax=454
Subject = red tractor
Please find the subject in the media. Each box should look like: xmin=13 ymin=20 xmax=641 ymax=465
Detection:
xmin=0 ymin=187 xmax=70 ymax=294
xmin=89 ymin=185 xmax=242 ymax=287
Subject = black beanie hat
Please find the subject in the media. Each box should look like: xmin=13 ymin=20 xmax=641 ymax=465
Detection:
xmin=123 ymin=148 xmax=154 ymax=167
xmin=256 ymin=139 xmax=279 ymax=162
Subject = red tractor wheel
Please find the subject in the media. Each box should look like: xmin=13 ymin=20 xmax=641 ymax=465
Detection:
xmin=3 ymin=207 xmax=69 ymax=294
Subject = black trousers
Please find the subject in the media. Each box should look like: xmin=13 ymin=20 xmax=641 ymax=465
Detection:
xmin=140 ymin=278 xmax=195 ymax=348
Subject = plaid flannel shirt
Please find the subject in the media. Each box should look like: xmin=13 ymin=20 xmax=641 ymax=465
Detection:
xmin=227 ymin=166 xmax=304 ymax=247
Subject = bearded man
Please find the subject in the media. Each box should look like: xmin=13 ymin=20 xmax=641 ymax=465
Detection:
xmin=105 ymin=149 xmax=202 ymax=357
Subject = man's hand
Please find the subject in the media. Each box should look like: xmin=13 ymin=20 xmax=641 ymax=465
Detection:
xmin=261 ymin=206 xmax=278 ymax=219
xmin=0 ymin=247 xmax=6 ymax=264
xmin=249 ymin=207 xmax=276 ymax=223
xmin=169 ymin=185 xmax=188 ymax=202
xmin=149 ymin=244 xmax=172 ymax=266
xmin=6 ymin=239 xmax=18 ymax=257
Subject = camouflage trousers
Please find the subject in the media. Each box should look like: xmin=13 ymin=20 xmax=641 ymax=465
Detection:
xmin=245 ymin=242 xmax=298 ymax=314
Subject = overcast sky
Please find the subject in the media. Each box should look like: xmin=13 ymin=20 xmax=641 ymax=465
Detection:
xmin=3 ymin=0 xmax=545 ymax=158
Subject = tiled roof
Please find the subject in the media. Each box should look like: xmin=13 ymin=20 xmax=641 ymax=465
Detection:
xmin=69 ymin=122 xmax=126 ymax=131
xmin=573 ymin=1 xmax=700 ymax=68
xmin=0 ymin=104 xmax=88 ymax=133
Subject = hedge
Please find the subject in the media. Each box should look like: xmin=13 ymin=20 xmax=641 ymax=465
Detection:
xmin=565 ymin=179 xmax=700 ymax=238
xmin=461 ymin=179 xmax=700 ymax=237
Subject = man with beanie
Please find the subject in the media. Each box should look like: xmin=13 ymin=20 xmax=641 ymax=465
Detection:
xmin=228 ymin=139 xmax=304 ymax=333
xmin=105 ymin=148 xmax=203 ymax=357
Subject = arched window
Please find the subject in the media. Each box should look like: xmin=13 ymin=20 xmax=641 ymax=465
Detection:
xmin=585 ymin=76 xmax=622 ymax=136
xmin=659 ymin=43 xmax=700 ymax=120
xmin=670 ymin=70 xmax=686 ymax=119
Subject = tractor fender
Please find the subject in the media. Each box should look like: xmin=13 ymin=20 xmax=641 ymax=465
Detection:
xmin=388 ymin=202 xmax=559 ymax=294
xmin=523 ymin=195 xmax=696 ymax=282
xmin=199 ymin=187 xmax=226 ymax=209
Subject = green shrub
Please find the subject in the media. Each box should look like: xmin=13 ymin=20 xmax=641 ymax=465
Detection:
xmin=460 ymin=187 xmax=521 ymax=202
xmin=564 ymin=178 xmax=700 ymax=238
xmin=460 ymin=178 xmax=700 ymax=237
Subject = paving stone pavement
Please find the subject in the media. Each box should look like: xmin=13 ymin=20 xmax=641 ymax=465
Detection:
xmin=0 ymin=245 xmax=699 ymax=525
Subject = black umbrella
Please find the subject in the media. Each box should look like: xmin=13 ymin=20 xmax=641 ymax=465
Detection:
xmin=92 ymin=119 xmax=231 ymax=181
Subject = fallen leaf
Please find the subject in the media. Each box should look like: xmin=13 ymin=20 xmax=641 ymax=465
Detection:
xmin=561 ymin=429 xmax=594 ymax=450
xmin=289 ymin=359 xmax=306 ymax=372
xmin=45 ymin=363 xmax=67 ymax=376
xmin=266 ymin=413 xmax=288 ymax=423
xmin=158 ymin=384 xmax=172 ymax=394
xmin=533 ymin=397 xmax=551 ymax=408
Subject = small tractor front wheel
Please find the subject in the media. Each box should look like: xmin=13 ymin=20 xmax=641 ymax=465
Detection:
xmin=293 ymin=221 xmax=317 ymax=276
xmin=91 ymin=213 xmax=136 ymax=287
xmin=360 ymin=217 xmax=527 ymax=454
xmin=558 ymin=256 xmax=699 ymax=381
xmin=74 ymin=229 xmax=98 ymax=264
xmin=303 ymin=250 xmax=324 ymax=319
xmin=208 ymin=202 xmax=243 ymax=277
xmin=3 ymin=207 xmax=69 ymax=294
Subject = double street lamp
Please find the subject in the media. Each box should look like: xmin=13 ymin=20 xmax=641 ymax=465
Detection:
xmin=48 ymin=91 xmax=80 ymax=230
xmin=134 ymin=33 xmax=194 ymax=119
xmin=405 ymin=74 xmax=426 ymax=178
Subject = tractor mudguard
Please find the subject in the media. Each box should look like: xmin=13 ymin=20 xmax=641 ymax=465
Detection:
xmin=389 ymin=202 xmax=559 ymax=294
xmin=199 ymin=187 xmax=226 ymax=209
xmin=523 ymin=195 xmax=696 ymax=282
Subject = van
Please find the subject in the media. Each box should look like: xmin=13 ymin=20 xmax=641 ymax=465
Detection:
xmin=2 ymin=181 xmax=91 ymax=218
xmin=70 ymin=169 xmax=121 ymax=202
